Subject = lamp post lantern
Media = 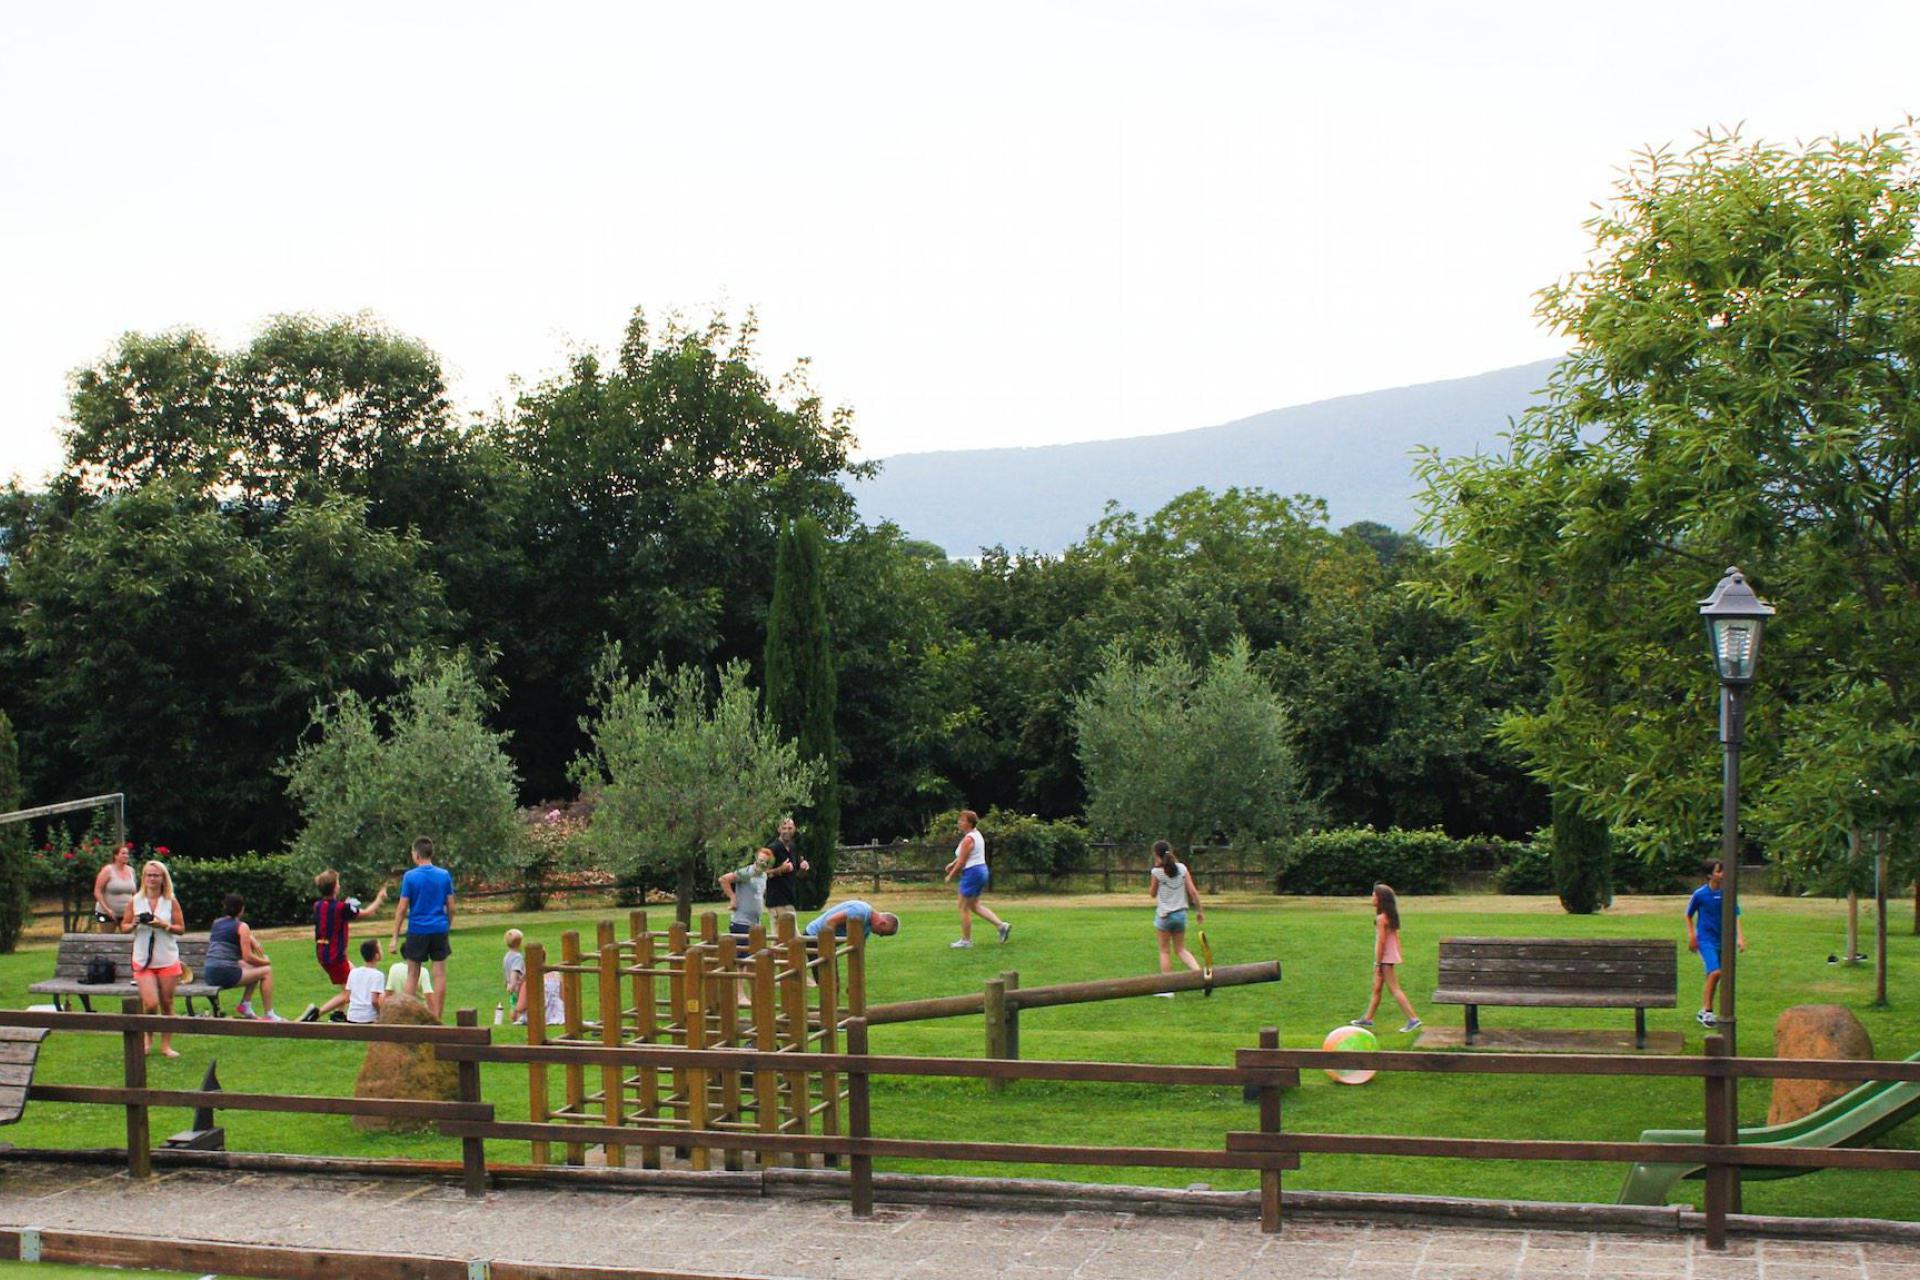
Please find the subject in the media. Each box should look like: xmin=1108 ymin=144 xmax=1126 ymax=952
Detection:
xmin=1697 ymin=566 xmax=1773 ymax=1056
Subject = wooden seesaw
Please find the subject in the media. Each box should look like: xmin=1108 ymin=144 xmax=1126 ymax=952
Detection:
xmin=865 ymin=960 xmax=1283 ymax=1088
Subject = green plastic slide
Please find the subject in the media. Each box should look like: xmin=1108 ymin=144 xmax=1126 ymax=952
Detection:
xmin=1616 ymin=1047 xmax=1920 ymax=1204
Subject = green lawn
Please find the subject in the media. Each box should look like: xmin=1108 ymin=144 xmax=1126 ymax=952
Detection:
xmin=3 ymin=891 xmax=1916 ymax=1219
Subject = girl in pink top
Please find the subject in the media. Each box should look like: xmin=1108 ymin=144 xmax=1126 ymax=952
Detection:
xmin=1351 ymin=882 xmax=1421 ymax=1034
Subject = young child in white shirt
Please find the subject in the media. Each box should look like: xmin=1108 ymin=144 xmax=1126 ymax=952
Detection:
xmin=345 ymin=939 xmax=388 ymax=1024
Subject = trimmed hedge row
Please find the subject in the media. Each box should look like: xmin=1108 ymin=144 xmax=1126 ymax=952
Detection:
xmin=168 ymin=853 xmax=309 ymax=928
xmin=1269 ymin=827 xmax=1518 ymax=896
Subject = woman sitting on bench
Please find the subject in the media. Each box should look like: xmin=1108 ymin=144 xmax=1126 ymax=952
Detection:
xmin=204 ymin=894 xmax=285 ymax=1021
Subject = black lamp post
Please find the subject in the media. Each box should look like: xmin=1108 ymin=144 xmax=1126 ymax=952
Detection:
xmin=1697 ymin=567 xmax=1773 ymax=1056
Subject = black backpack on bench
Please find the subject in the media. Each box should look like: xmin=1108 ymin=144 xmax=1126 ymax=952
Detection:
xmin=81 ymin=955 xmax=116 ymax=984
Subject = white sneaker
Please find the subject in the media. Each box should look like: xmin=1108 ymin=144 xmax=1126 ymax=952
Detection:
xmin=262 ymin=1010 xmax=287 ymax=1022
xmin=1153 ymin=992 xmax=1176 ymax=999
xmin=236 ymin=1002 xmax=254 ymax=1019
xmin=949 ymin=938 xmax=973 ymax=949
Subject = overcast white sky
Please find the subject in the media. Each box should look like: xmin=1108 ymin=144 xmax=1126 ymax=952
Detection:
xmin=3 ymin=2 xmax=1916 ymax=485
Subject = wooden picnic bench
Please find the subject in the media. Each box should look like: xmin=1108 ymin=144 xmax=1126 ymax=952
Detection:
xmin=28 ymin=933 xmax=226 ymax=1016
xmin=0 ymin=1026 xmax=48 ymax=1125
xmin=1431 ymin=937 xmax=1676 ymax=1049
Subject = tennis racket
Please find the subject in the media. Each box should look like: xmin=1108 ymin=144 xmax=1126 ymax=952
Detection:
xmin=1198 ymin=930 xmax=1214 ymax=997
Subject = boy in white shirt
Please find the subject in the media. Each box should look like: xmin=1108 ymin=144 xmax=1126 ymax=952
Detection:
xmin=346 ymin=939 xmax=388 ymax=1024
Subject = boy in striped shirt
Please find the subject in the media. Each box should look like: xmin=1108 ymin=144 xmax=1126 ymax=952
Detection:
xmin=300 ymin=869 xmax=388 ymax=1023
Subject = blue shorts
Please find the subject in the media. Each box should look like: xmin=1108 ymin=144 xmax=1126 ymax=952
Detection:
xmin=958 ymin=865 xmax=989 ymax=898
xmin=1699 ymin=941 xmax=1722 ymax=974
xmin=1156 ymin=910 xmax=1187 ymax=933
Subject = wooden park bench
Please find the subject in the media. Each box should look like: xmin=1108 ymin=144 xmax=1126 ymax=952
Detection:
xmin=28 ymin=933 xmax=227 ymax=1016
xmin=0 ymin=1026 xmax=47 ymax=1127
xmin=1432 ymin=937 xmax=1676 ymax=1049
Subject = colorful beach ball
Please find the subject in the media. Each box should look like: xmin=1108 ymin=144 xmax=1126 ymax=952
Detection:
xmin=1321 ymin=1024 xmax=1378 ymax=1085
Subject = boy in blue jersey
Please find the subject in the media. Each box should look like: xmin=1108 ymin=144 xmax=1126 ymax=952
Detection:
xmin=390 ymin=836 xmax=455 ymax=1021
xmin=1686 ymin=859 xmax=1745 ymax=1027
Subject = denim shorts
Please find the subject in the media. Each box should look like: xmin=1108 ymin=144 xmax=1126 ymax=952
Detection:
xmin=958 ymin=865 xmax=989 ymax=898
xmin=1156 ymin=909 xmax=1187 ymax=933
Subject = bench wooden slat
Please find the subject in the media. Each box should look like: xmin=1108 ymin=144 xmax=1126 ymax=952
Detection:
xmin=1432 ymin=989 xmax=1668 ymax=1008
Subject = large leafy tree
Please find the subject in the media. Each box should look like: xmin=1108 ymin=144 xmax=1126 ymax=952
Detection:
xmin=572 ymin=650 xmax=821 ymax=924
xmin=765 ymin=517 xmax=838 ymax=908
xmin=1421 ymin=125 xmax=1920 ymax=892
xmin=64 ymin=315 xmax=452 ymax=508
xmin=283 ymin=652 xmax=524 ymax=890
xmin=499 ymin=309 xmax=862 ymax=800
xmin=11 ymin=484 xmax=449 ymax=852
xmin=1073 ymin=636 xmax=1308 ymax=846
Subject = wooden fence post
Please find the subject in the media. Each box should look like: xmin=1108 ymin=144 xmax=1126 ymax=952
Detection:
xmin=560 ymin=929 xmax=585 ymax=1166
xmin=817 ymin=927 xmax=842 ymax=1167
xmin=1704 ymin=1033 xmax=1730 ymax=1251
xmin=1258 ymin=1025 xmax=1282 ymax=1233
xmin=119 ymin=997 xmax=149 ymax=1179
xmin=847 ymin=1017 xmax=873 ymax=1217
xmin=635 ymin=929 xmax=660 ymax=1170
xmin=456 ymin=1008 xmax=487 ymax=1197
xmin=752 ymin=934 xmax=781 ymax=1166
xmin=983 ymin=978 xmax=1008 ymax=1091
xmin=597 ymin=920 xmax=625 ymax=1168
xmin=716 ymin=933 xmax=743 ymax=1172
xmin=685 ymin=942 xmax=711 ymax=1173
xmin=779 ymin=917 xmax=810 ymax=1167
xmin=1001 ymin=971 xmax=1020 ymax=1062
xmin=526 ymin=942 xmax=550 ymax=1166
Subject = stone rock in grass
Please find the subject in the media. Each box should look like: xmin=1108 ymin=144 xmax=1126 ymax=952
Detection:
xmin=1769 ymin=1004 xmax=1873 ymax=1126
xmin=353 ymin=993 xmax=457 ymax=1132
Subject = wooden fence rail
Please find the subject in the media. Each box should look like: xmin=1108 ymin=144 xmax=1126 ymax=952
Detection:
xmin=1233 ymin=1039 xmax=1920 ymax=1250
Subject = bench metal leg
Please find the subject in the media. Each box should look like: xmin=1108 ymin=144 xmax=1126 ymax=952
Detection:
xmin=79 ymin=994 xmax=93 ymax=1013
xmin=1464 ymin=1005 xmax=1479 ymax=1046
xmin=1635 ymin=1007 xmax=1646 ymax=1051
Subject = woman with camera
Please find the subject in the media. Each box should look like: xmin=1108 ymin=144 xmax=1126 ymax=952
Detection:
xmin=119 ymin=860 xmax=184 ymax=1057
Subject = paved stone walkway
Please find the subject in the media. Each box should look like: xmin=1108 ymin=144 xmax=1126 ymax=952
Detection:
xmin=2 ymin=1162 xmax=1919 ymax=1279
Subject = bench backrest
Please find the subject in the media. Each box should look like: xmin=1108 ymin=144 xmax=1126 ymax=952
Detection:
xmin=1436 ymin=937 xmax=1676 ymax=997
xmin=50 ymin=932 xmax=211 ymax=981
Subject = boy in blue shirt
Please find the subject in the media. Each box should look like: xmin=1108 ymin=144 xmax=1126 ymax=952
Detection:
xmin=389 ymin=836 xmax=455 ymax=1021
xmin=1686 ymin=859 xmax=1745 ymax=1027
xmin=803 ymin=900 xmax=900 ymax=940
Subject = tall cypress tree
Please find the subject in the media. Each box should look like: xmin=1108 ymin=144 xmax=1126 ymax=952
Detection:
xmin=0 ymin=710 xmax=27 ymax=952
xmin=1551 ymin=787 xmax=1611 ymax=915
xmin=765 ymin=517 xmax=839 ymax=909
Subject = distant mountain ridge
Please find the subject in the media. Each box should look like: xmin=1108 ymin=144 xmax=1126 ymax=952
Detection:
xmin=849 ymin=359 xmax=1559 ymax=556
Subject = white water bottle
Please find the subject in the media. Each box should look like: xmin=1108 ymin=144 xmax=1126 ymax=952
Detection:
xmin=494 ymin=1002 xmax=504 ymax=1025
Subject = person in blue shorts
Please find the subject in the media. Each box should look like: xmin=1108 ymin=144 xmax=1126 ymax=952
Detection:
xmin=942 ymin=809 xmax=1010 ymax=949
xmin=1686 ymin=859 xmax=1745 ymax=1027
xmin=803 ymin=900 xmax=900 ymax=940
xmin=389 ymin=836 xmax=455 ymax=1021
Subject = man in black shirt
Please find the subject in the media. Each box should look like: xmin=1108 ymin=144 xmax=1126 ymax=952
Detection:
xmin=763 ymin=816 xmax=810 ymax=921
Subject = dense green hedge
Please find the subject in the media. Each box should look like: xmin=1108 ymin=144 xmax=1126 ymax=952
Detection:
xmin=168 ymin=854 xmax=308 ymax=928
xmin=1270 ymin=827 xmax=1520 ymax=896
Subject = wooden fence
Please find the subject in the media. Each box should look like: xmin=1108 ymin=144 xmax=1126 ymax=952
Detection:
xmin=6 ymin=1007 xmax=1920 ymax=1249
xmin=836 ymin=840 xmax=1272 ymax=893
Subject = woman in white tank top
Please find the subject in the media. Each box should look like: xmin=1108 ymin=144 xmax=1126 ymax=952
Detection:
xmin=120 ymin=860 xmax=184 ymax=1057
xmin=942 ymin=809 xmax=1011 ymax=948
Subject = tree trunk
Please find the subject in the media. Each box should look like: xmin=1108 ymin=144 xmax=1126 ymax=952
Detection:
xmin=676 ymin=862 xmax=696 ymax=927
xmin=1846 ymin=890 xmax=1860 ymax=966
xmin=1874 ymin=834 xmax=1888 ymax=1008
